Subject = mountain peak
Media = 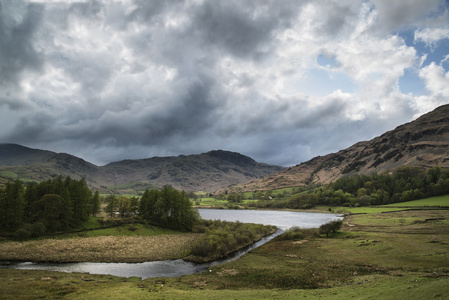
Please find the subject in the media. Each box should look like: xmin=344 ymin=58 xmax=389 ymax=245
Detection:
xmin=207 ymin=150 xmax=257 ymax=166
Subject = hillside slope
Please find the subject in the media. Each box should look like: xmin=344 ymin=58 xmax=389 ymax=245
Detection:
xmin=224 ymin=104 xmax=449 ymax=193
xmin=0 ymin=145 xmax=283 ymax=193
xmin=0 ymin=144 xmax=108 ymax=186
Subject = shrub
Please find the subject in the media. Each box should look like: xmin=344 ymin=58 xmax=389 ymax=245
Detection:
xmin=190 ymin=220 xmax=275 ymax=258
xmin=14 ymin=228 xmax=31 ymax=240
xmin=31 ymin=222 xmax=46 ymax=237
xmin=319 ymin=220 xmax=343 ymax=237
xmin=278 ymin=226 xmax=304 ymax=240
xmin=127 ymin=224 xmax=138 ymax=231
xmin=192 ymin=224 xmax=207 ymax=233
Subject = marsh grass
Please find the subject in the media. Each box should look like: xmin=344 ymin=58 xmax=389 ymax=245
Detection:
xmin=0 ymin=233 xmax=201 ymax=263
xmin=62 ymin=223 xmax=183 ymax=238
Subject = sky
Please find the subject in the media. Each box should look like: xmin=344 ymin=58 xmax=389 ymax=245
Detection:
xmin=1 ymin=0 xmax=449 ymax=167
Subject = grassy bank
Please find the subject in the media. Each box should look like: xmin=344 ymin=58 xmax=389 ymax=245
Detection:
xmin=1 ymin=208 xmax=448 ymax=298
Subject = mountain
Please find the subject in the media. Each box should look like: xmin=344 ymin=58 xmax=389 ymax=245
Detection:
xmin=0 ymin=145 xmax=283 ymax=193
xmin=0 ymin=143 xmax=107 ymax=186
xmin=224 ymin=104 xmax=449 ymax=193
xmin=102 ymin=150 xmax=283 ymax=192
xmin=0 ymin=144 xmax=55 ymax=166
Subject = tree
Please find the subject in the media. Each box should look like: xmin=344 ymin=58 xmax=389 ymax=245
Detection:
xmin=116 ymin=196 xmax=131 ymax=218
xmin=105 ymin=195 xmax=117 ymax=217
xmin=139 ymin=187 xmax=199 ymax=230
xmin=67 ymin=178 xmax=91 ymax=225
xmin=0 ymin=180 xmax=25 ymax=232
xmin=227 ymin=194 xmax=242 ymax=203
xmin=129 ymin=196 xmax=139 ymax=215
xmin=35 ymin=194 xmax=69 ymax=232
xmin=89 ymin=191 xmax=101 ymax=217
xmin=319 ymin=220 xmax=343 ymax=237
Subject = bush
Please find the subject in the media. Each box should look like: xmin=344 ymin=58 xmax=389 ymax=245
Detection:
xmin=30 ymin=222 xmax=46 ymax=236
xmin=319 ymin=220 xmax=343 ymax=237
xmin=278 ymin=226 xmax=304 ymax=240
xmin=14 ymin=228 xmax=31 ymax=240
xmin=127 ymin=224 xmax=138 ymax=231
xmin=190 ymin=220 xmax=275 ymax=259
xmin=192 ymin=224 xmax=207 ymax=233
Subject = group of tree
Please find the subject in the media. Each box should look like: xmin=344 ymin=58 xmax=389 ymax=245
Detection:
xmin=0 ymin=176 xmax=100 ymax=236
xmin=248 ymin=166 xmax=449 ymax=209
xmin=103 ymin=186 xmax=198 ymax=231
xmin=1 ymin=178 xmax=200 ymax=238
xmin=138 ymin=186 xmax=199 ymax=230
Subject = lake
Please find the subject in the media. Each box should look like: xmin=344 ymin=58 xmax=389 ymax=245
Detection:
xmin=0 ymin=209 xmax=342 ymax=279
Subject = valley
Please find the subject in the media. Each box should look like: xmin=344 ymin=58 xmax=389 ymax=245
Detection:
xmin=0 ymin=104 xmax=448 ymax=299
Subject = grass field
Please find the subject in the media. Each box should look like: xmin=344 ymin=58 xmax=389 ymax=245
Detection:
xmin=1 ymin=207 xmax=448 ymax=299
xmin=320 ymin=206 xmax=406 ymax=214
xmin=0 ymin=170 xmax=18 ymax=179
xmin=194 ymin=197 xmax=228 ymax=207
xmin=384 ymin=194 xmax=449 ymax=207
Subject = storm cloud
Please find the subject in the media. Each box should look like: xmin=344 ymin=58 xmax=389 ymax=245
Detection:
xmin=1 ymin=0 xmax=449 ymax=166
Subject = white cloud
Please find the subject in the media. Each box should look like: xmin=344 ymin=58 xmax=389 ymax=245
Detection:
xmin=415 ymin=27 xmax=449 ymax=46
xmin=419 ymin=62 xmax=449 ymax=97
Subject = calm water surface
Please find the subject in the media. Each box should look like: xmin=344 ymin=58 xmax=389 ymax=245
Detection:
xmin=1 ymin=209 xmax=342 ymax=279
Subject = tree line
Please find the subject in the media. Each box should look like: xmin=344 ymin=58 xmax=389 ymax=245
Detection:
xmin=0 ymin=176 xmax=199 ymax=238
xmin=0 ymin=176 xmax=100 ymax=237
xmin=248 ymin=166 xmax=449 ymax=209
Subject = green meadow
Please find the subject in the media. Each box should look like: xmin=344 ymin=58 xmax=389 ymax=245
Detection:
xmin=384 ymin=194 xmax=449 ymax=207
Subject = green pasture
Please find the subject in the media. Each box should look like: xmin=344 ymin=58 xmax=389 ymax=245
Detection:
xmin=0 ymin=170 xmax=18 ymax=179
xmin=329 ymin=206 xmax=406 ymax=214
xmin=193 ymin=197 xmax=228 ymax=207
xmin=385 ymin=194 xmax=449 ymax=207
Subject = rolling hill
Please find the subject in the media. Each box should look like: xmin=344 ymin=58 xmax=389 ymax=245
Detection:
xmin=223 ymin=104 xmax=449 ymax=193
xmin=0 ymin=145 xmax=283 ymax=193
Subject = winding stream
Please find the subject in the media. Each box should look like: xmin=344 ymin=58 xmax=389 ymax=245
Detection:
xmin=0 ymin=209 xmax=342 ymax=279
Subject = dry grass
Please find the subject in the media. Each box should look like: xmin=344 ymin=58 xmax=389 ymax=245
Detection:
xmin=0 ymin=234 xmax=201 ymax=263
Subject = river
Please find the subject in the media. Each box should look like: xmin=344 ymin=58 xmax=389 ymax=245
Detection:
xmin=0 ymin=209 xmax=342 ymax=279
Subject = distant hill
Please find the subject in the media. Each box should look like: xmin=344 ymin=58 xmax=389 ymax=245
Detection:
xmin=0 ymin=144 xmax=55 ymax=166
xmin=0 ymin=145 xmax=283 ymax=193
xmin=0 ymin=143 xmax=107 ymax=186
xmin=224 ymin=104 xmax=449 ymax=193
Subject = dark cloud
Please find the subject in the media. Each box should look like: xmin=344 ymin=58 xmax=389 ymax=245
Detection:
xmin=0 ymin=0 xmax=448 ymax=167
xmin=0 ymin=2 xmax=44 ymax=86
